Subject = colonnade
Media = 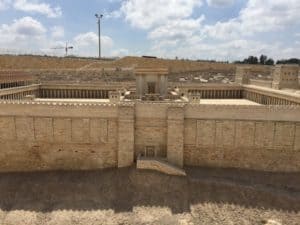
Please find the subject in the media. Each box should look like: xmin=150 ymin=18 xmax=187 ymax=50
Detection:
xmin=0 ymin=90 xmax=39 ymax=100
xmin=188 ymin=89 xmax=243 ymax=99
xmin=40 ymin=89 xmax=111 ymax=99
xmin=244 ymin=91 xmax=298 ymax=105
xmin=187 ymin=89 xmax=298 ymax=105
xmin=0 ymin=81 xmax=32 ymax=89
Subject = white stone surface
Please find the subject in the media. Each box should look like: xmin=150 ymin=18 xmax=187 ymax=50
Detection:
xmin=35 ymin=98 xmax=110 ymax=103
xmin=137 ymin=157 xmax=186 ymax=176
xmin=200 ymin=99 xmax=261 ymax=105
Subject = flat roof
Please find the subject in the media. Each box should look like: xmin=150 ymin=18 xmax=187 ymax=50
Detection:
xmin=245 ymin=85 xmax=300 ymax=98
xmin=33 ymin=98 xmax=261 ymax=105
xmin=34 ymin=98 xmax=110 ymax=103
xmin=200 ymin=99 xmax=261 ymax=105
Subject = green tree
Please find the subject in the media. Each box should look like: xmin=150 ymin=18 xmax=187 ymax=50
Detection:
xmin=265 ymin=58 xmax=274 ymax=65
xmin=246 ymin=56 xmax=258 ymax=64
xmin=259 ymin=54 xmax=267 ymax=64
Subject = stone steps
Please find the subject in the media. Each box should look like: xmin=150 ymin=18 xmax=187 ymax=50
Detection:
xmin=136 ymin=157 xmax=186 ymax=176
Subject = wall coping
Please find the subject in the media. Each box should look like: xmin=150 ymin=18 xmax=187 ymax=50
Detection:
xmin=187 ymin=104 xmax=300 ymax=110
xmin=0 ymin=100 xmax=118 ymax=107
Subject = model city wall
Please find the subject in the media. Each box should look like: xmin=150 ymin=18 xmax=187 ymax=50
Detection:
xmin=0 ymin=101 xmax=299 ymax=172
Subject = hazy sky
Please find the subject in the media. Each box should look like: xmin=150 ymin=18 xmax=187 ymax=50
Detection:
xmin=0 ymin=0 xmax=299 ymax=61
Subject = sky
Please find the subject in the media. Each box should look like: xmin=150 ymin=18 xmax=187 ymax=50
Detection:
xmin=0 ymin=0 xmax=300 ymax=61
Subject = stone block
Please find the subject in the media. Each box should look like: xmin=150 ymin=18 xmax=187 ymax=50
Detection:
xmin=72 ymin=118 xmax=90 ymax=143
xmin=295 ymin=124 xmax=300 ymax=151
xmin=137 ymin=157 xmax=186 ymax=176
xmin=15 ymin=117 xmax=34 ymax=141
xmin=0 ymin=117 xmax=15 ymax=141
xmin=215 ymin=120 xmax=235 ymax=148
xmin=274 ymin=122 xmax=295 ymax=148
xmin=108 ymin=120 xmax=118 ymax=144
xmin=184 ymin=119 xmax=196 ymax=145
xmin=53 ymin=118 xmax=72 ymax=143
xmin=34 ymin=117 xmax=53 ymax=142
xmin=90 ymin=119 xmax=108 ymax=144
xmin=255 ymin=122 xmax=274 ymax=148
xmin=235 ymin=121 xmax=255 ymax=148
xmin=196 ymin=120 xmax=215 ymax=147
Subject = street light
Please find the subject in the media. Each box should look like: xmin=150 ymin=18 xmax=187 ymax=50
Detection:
xmin=95 ymin=13 xmax=103 ymax=59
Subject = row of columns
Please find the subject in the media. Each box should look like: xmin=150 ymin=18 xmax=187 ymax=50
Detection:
xmin=244 ymin=91 xmax=297 ymax=105
xmin=188 ymin=89 xmax=242 ymax=99
xmin=40 ymin=89 xmax=110 ymax=99
xmin=0 ymin=90 xmax=38 ymax=100
xmin=0 ymin=81 xmax=31 ymax=89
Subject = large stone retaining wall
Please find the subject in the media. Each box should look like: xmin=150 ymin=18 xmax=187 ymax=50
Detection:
xmin=0 ymin=101 xmax=299 ymax=172
xmin=0 ymin=102 xmax=119 ymax=171
xmin=184 ymin=105 xmax=300 ymax=171
xmin=184 ymin=119 xmax=300 ymax=171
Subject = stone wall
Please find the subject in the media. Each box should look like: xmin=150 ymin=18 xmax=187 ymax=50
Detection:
xmin=184 ymin=105 xmax=300 ymax=172
xmin=134 ymin=103 xmax=169 ymax=159
xmin=184 ymin=119 xmax=300 ymax=171
xmin=0 ymin=102 xmax=119 ymax=172
xmin=0 ymin=101 xmax=299 ymax=172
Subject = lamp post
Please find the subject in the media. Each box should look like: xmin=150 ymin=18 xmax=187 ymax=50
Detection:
xmin=95 ymin=13 xmax=103 ymax=59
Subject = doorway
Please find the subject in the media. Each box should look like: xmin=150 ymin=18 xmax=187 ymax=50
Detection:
xmin=147 ymin=82 xmax=156 ymax=94
xmin=145 ymin=146 xmax=156 ymax=157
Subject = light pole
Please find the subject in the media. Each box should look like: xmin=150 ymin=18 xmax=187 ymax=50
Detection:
xmin=95 ymin=13 xmax=103 ymax=59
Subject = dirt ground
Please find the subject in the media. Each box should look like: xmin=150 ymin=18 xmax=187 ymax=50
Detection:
xmin=0 ymin=167 xmax=299 ymax=225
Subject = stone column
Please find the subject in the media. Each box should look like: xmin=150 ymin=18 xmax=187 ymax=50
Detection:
xmin=137 ymin=75 xmax=144 ymax=98
xmin=118 ymin=103 xmax=135 ymax=168
xmin=159 ymin=75 xmax=167 ymax=97
xmin=167 ymin=105 xmax=184 ymax=168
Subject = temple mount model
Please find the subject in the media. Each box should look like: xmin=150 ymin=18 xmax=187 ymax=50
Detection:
xmin=0 ymin=65 xmax=299 ymax=175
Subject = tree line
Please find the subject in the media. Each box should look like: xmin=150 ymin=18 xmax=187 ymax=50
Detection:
xmin=234 ymin=55 xmax=274 ymax=65
xmin=235 ymin=55 xmax=300 ymax=66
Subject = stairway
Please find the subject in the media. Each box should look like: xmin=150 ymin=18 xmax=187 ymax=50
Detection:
xmin=137 ymin=157 xmax=186 ymax=176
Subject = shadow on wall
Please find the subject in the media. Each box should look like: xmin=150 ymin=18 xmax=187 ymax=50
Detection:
xmin=0 ymin=167 xmax=299 ymax=214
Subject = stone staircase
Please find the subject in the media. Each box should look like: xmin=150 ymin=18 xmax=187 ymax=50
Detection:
xmin=136 ymin=157 xmax=186 ymax=176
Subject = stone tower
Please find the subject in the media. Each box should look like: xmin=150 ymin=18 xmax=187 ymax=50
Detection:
xmin=235 ymin=66 xmax=251 ymax=85
xmin=272 ymin=64 xmax=300 ymax=90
